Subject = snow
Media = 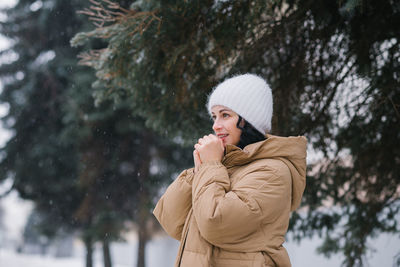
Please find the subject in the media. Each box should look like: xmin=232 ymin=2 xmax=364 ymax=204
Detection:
xmin=1 ymin=232 xmax=399 ymax=267
xmin=0 ymin=237 xmax=180 ymax=267
xmin=0 ymin=249 xmax=85 ymax=267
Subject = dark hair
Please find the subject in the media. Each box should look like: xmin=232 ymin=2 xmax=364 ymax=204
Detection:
xmin=236 ymin=116 xmax=266 ymax=149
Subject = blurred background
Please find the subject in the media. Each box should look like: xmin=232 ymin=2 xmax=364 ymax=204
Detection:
xmin=0 ymin=1 xmax=399 ymax=267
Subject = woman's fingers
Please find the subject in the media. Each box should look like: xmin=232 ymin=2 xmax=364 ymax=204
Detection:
xmin=194 ymin=134 xmax=221 ymax=152
xmin=193 ymin=150 xmax=202 ymax=173
xmin=194 ymin=150 xmax=202 ymax=164
xmin=198 ymin=136 xmax=208 ymax=145
xmin=193 ymin=150 xmax=198 ymax=172
xmin=197 ymin=134 xmax=218 ymax=146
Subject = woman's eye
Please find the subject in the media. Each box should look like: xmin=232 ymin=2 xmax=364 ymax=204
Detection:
xmin=211 ymin=116 xmax=216 ymax=121
xmin=223 ymin=113 xmax=229 ymax=118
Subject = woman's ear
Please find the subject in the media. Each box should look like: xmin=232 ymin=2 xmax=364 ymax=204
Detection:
xmin=239 ymin=118 xmax=246 ymax=128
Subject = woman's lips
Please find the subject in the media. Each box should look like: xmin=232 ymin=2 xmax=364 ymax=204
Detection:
xmin=218 ymin=134 xmax=228 ymax=141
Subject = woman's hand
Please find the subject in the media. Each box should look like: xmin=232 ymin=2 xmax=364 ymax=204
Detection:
xmin=193 ymin=150 xmax=202 ymax=173
xmin=194 ymin=134 xmax=224 ymax=163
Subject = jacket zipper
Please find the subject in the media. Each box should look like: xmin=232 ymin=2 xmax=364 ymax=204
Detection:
xmin=176 ymin=208 xmax=193 ymax=267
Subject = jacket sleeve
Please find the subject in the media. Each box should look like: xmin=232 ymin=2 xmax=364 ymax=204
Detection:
xmin=192 ymin=161 xmax=291 ymax=247
xmin=153 ymin=168 xmax=194 ymax=241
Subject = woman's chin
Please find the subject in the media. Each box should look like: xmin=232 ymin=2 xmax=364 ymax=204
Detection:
xmin=223 ymin=141 xmax=232 ymax=147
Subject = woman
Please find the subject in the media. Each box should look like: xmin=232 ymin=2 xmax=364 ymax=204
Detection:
xmin=153 ymin=74 xmax=307 ymax=267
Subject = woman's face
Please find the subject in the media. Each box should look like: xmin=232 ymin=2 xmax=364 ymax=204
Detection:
xmin=211 ymin=105 xmax=242 ymax=147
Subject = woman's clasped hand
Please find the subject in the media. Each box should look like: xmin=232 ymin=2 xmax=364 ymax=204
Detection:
xmin=193 ymin=134 xmax=224 ymax=173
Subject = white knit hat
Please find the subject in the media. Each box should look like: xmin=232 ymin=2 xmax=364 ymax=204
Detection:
xmin=207 ymin=74 xmax=273 ymax=134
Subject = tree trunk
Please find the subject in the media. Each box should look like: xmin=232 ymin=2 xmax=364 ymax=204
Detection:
xmin=84 ymin=236 xmax=93 ymax=267
xmin=136 ymin=133 xmax=151 ymax=267
xmin=136 ymin=202 xmax=148 ymax=267
xmin=103 ymin=237 xmax=112 ymax=267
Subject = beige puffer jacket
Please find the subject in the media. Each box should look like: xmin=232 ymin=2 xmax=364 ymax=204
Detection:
xmin=153 ymin=135 xmax=307 ymax=267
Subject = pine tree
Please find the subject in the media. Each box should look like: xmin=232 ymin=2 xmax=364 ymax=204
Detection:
xmin=0 ymin=0 xmax=87 ymax=230
xmin=1 ymin=2 xmax=193 ymax=267
xmin=0 ymin=0 xmax=93 ymax=264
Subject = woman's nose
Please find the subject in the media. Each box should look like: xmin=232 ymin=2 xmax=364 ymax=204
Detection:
xmin=213 ymin=120 xmax=222 ymax=131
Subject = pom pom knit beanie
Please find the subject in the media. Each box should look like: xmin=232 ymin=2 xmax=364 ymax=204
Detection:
xmin=207 ymin=74 xmax=273 ymax=135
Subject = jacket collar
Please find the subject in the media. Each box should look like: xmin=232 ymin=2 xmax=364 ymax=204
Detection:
xmin=222 ymin=138 xmax=268 ymax=168
xmin=221 ymin=134 xmax=307 ymax=168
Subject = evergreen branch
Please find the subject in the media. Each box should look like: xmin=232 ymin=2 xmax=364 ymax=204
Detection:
xmin=306 ymin=53 xmax=356 ymax=134
xmin=388 ymin=96 xmax=400 ymax=119
xmin=77 ymin=49 xmax=107 ymax=66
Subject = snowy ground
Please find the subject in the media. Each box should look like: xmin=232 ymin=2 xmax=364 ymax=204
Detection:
xmin=1 ymin=249 xmax=86 ymax=267
xmin=1 ymin=233 xmax=399 ymax=267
